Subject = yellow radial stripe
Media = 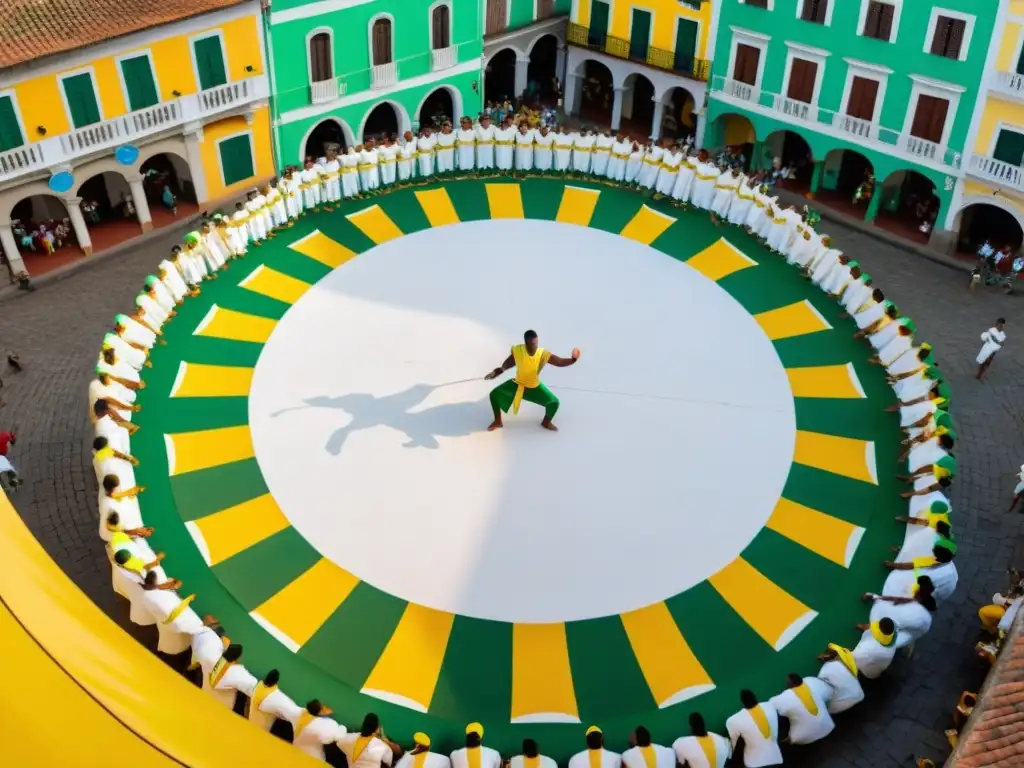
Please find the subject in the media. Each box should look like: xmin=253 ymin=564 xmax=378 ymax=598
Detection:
xmin=619 ymin=204 xmax=676 ymax=245
xmin=485 ymin=183 xmax=525 ymax=218
xmin=169 ymin=362 xmax=252 ymax=398
xmin=754 ymin=300 xmax=832 ymax=341
xmin=288 ymin=230 xmax=358 ymax=268
xmin=511 ymin=623 xmax=580 ymax=723
xmin=185 ymin=494 xmax=290 ymax=566
xmin=360 ymin=604 xmax=455 ymax=713
xmin=786 ymin=363 xmax=865 ymax=399
xmin=238 ymin=264 xmax=313 ymax=305
xmin=708 ymin=557 xmax=818 ymax=651
xmin=192 ymin=304 xmax=276 ymax=344
xmin=164 ymin=425 xmax=253 ymax=477
xmin=620 ymin=602 xmax=715 ymax=708
xmin=766 ymin=498 xmax=866 ymax=567
xmin=686 ymin=238 xmax=758 ymax=281
xmin=250 ymin=559 xmax=359 ymax=653
xmin=794 ymin=430 xmax=878 ymax=485
xmin=415 ymin=188 xmax=461 ymax=227
xmin=555 ymin=186 xmax=600 ymax=226
xmin=346 ymin=204 xmax=403 ymax=243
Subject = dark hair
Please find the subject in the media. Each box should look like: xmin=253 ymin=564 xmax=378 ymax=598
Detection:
xmin=102 ymin=475 xmax=120 ymax=494
xmin=872 ymin=289 xmax=884 ymax=302
xmin=222 ymin=644 xmax=243 ymax=663
xmin=264 ymin=669 xmax=280 ymax=686
xmin=144 ymin=571 xmax=158 ymax=586
xmin=524 ymin=330 xmax=538 ymax=343
xmin=361 ymin=713 xmax=380 ymax=736
xmin=740 ymin=689 xmax=758 ymax=709
xmin=938 ymin=477 xmax=951 ymax=488
xmin=935 ymin=521 xmax=952 ymax=537
xmin=94 ymin=436 xmax=108 ymax=450
xmin=94 ymin=399 xmax=109 ymax=417
xmin=523 ymin=739 xmax=539 ymax=758
xmin=934 ymin=545 xmax=954 ymax=563
xmin=114 ymin=549 xmax=132 ymax=565
xmin=585 ymin=730 xmax=603 ymax=750
xmin=998 ymin=318 xmax=1006 ymax=324
xmin=787 ymin=672 xmax=803 ymax=687
xmin=106 ymin=512 xmax=120 ymax=527
xmin=306 ymin=699 xmax=323 ymax=716
xmin=466 ymin=733 xmax=482 ymax=748
xmin=939 ymin=434 xmax=955 ymax=450
xmin=878 ymin=617 xmax=895 ymax=635
xmin=634 ymin=726 xmax=651 ymax=747
xmin=688 ymin=713 xmax=707 ymax=737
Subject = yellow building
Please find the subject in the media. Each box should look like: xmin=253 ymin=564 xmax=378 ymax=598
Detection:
xmin=0 ymin=0 xmax=274 ymax=277
xmin=949 ymin=0 xmax=1024 ymax=254
xmin=564 ymin=0 xmax=716 ymax=143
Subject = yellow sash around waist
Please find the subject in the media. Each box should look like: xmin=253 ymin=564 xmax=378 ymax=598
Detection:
xmin=209 ymin=657 xmax=234 ymax=689
xmin=357 ymin=164 xmax=371 ymax=171
xmin=696 ymin=173 xmax=718 ymax=180
xmin=524 ymin=757 xmax=539 ymax=768
xmin=342 ymin=167 xmax=357 ymax=174
xmin=253 ymin=681 xmax=277 ymax=709
xmin=755 ymin=200 xmax=766 ymax=208
xmin=413 ymin=752 xmax=429 ymax=768
xmin=294 ymin=711 xmax=315 ymax=737
xmin=575 ymin=146 xmax=594 ymax=152
xmin=643 ymin=157 xmax=661 ymax=166
xmin=738 ymin=190 xmax=754 ymax=200
xmin=612 ymin=152 xmax=629 ymax=159
xmin=595 ymin=146 xmax=612 ymax=153
xmin=512 ymin=344 xmax=547 ymax=414
xmin=477 ymin=139 xmax=495 ymax=145
xmin=774 ymin=216 xmax=787 ymax=224
xmin=381 ymin=157 xmax=396 ymax=163
xmin=554 ymin=142 xmax=572 ymax=150
xmin=352 ymin=735 xmax=372 ymax=763
xmin=417 ymin=150 xmax=434 ymax=157
xmin=496 ymin=140 xmax=514 ymax=146
xmin=436 ymin=145 xmax=455 ymax=152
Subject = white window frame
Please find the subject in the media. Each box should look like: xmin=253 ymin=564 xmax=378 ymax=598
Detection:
xmin=56 ymin=65 xmax=103 ymax=128
xmin=114 ymin=50 xmax=161 ymax=113
xmin=670 ymin=13 xmax=704 ymax=59
xmin=727 ymin=26 xmax=770 ymax=90
xmin=795 ymin=0 xmax=835 ymax=27
xmin=189 ymin=29 xmax=228 ymax=93
xmin=742 ymin=0 xmax=774 ymax=9
xmin=626 ymin=5 xmax=657 ymax=50
xmin=985 ymin=121 xmax=1024 ymax=158
xmin=367 ymin=12 xmax=396 ymax=66
xmin=215 ymin=129 xmax=257 ymax=187
xmin=305 ymin=26 xmax=335 ymax=84
xmin=780 ymin=41 xmax=830 ymax=106
xmin=0 ymin=88 xmax=29 ymax=147
xmin=428 ymin=1 xmax=454 ymax=50
xmin=923 ymin=8 xmax=976 ymax=63
xmin=839 ymin=58 xmax=892 ymax=126
xmin=856 ymin=0 xmax=902 ymax=43
xmin=901 ymin=74 xmax=965 ymax=148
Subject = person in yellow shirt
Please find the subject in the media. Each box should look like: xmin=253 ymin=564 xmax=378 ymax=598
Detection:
xmin=484 ymin=329 xmax=580 ymax=432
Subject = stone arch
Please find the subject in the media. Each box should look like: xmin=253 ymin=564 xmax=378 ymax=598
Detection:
xmin=761 ymin=129 xmax=817 ymax=188
xmin=526 ymin=33 xmax=559 ymax=102
xmin=76 ymin=169 xmax=132 ymax=215
xmin=573 ymin=58 xmax=616 ymax=125
xmin=10 ymin=192 xmax=70 ymax=226
xmin=299 ymin=117 xmax=355 ymax=165
xmin=874 ymin=168 xmax=940 ymax=239
xmin=821 ymin=148 xmax=875 ymax=200
xmin=622 ymin=72 xmax=656 ymax=137
xmin=358 ymin=100 xmax=411 ymax=142
xmin=484 ymin=44 xmax=525 ymax=67
xmin=658 ymin=85 xmax=697 ymax=142
xmin=136 ymin=136 xmax=190 ymax=172
xmin=414 ymin=85 xmax=462 ymax=130
xmin=525 ymin=31 xmax=557 ymax=57
xmin=712 ymin=112 xmax=756 ymax=146
xmin=484 ymin=47 xmax=519 ymax=104
xmin=953 ymin=199 xmax=1024 ymax=253
xmin=140 ymin=152 xmax=195 ymax=206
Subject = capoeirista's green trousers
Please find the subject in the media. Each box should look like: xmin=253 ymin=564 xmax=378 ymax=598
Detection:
xmin=489 ymin=379 xmax=560 ymax=421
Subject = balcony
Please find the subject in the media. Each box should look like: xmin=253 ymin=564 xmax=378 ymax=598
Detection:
xmin=566 ymin=22 xmax=711 ymax=82
xmin=371 ymin=61 xmax=398 ymax=90
xmin=966 ymin=153 xmax=1024 ymax=193
xmin=310 ymin=78 xmax=346 ymax=104
xmin=991 ymin=70 xmax=1024 ymax=101
xmin=0 ymin=75 xmax=269 ymax=185
xmin=709 ymin=75 xmax=963 ymax=172
xmin=431 ymin=45 xmax=457 ymax=72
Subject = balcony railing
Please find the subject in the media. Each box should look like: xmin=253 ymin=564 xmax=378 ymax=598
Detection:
xmin=709 ymin=75 xmax=963 ymax=171
xmin=0 ymin=74 xmax=269 ymax=185
xmin=310 ymin=78 xmax=345 ymax=104
xmin=566 ymin=22 xmax=711 ymax=82
xmin=967 ymin=153 xmax=1024 ymax=192
xmin=992 ymin=70 xmax=1024 ymax=99
xmin=371 ymin=61 xmax=398 ymax=90
xmin=431 ymin=45 xmax=457 ymax=72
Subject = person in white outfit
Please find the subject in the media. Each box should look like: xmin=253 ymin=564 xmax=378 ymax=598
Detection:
xmin=534 ymin=125 xmax=554 ymax=173
xmin=727 ymin=175 xmax=755 ymax=227
xmin=766 ymin=205 xmax=801 ymax=253
xmin=592 ymin=130 xmax=614 ymax=177
xmin=435 ymin=122 xmax=458 ymax=175
xmin=494 ymin=118 xmax=516 ymax=174
xmin=621 ymin=727 xmax=674 ymax=768
xmin=977 ymin=318 xmax=1007 ymax=380
xmin=768 ymin=673 xmax=834 ymax=745
xmin=689 ymin=152 xmax=720 ymax=210
xmin=475 ymin=114 xmax=497 ymax=172
xmin=553 ymin=126 xmax=573 ymax=174
xmin=567 ymin=727 xmax=621 ymax=768
xmin=418 ymin=128 xmax=438 ymax=179
xmin=246 ymin=669 xmax=302 ymax=732
xmin=397 ymin=131 xmax=417 ymax=185
xmin=710 ymin=167 xmax=740 ymax=221
xmin=514 ymin=123 xmax=535 ymax=174
xmin=510 ymin=740 xmax=557 ymax=768
xmin=625 ymin=141 xmax=644 ymax=185
xmin=157 ymin=254 xmax=188 ymax=304
xmin=656 ymin=144 xmax=683 ymax=197
xmin=361 ymin=140 xmax=381 ymax=192
xmin=337 ymin=713 xmax=402 ymax=768
xmin=300 ymin=160 xmax=322 ymax=213
xmin=293 ymin=699 xmax=347 ymax=762
xmin=379 ymin=136 xmax=399 ymax=187
xmin=815 ymin=643 xmax=865 ymax=714
xmin=725 ymin=690 xmax=782 ymax=767
xmin=574 ymin=129 xmax=596 ymax=175
xmin=851 ymin=619 xmax=900 ymax=679
xmin=267 ymin=179 xmax=290 ymax=227
xmin=396 ymin=733 xmax=451 ymax=768
xmin=200 ymin=642 xmax=257 ymax=710
xmin=451 ymin=723 xmax=501 ymax=768
xmin=673 ymin=713 xmax=731 ymax=768
xmin=456 ymin=117 xmax=477 ymax=173
xmin=323 ymin=150 xmax=342 ymax=206
xmin=672 ymin=150 xmax=697 ymax=203
xmin=282 ymin=169 xmax=303 ymax=219
xmin=342 ymin=147 xmax=361 ymax=197
xmin=638 ymin=141 xmax=664 ymax=191
xmin=609 ymin=134 xmax=630 ymax=183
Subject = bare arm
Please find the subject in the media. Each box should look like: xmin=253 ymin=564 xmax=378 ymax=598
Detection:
xmin=547 ymin=353 xmax=578 ymax=368
xmin=484 ymin=354 xmax=515 ymax=380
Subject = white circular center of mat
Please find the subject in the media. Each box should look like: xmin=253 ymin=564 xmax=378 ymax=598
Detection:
xmin=250 ymin=218 xmax=796 ymax=623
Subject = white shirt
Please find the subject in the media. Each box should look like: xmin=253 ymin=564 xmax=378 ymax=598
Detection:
xmin=510 ymin=755 xmax=558 ymax=768
xmin=338 ymin=733 xmax=395 ymax=768
xmin=247 ymin=685 xmax=302 ymax=731
xmin=851 ymin=629 xmax=898 ymax=679
xmin=817 ymin=659 xmax=864 ymax=714
xmin=396 ymin=752 xmax=452 ymax=768
xmin=768 ymin=679 xmax=834 ymax=744
xmin=568 ymin=748 xmax=621 ymax=768
xmin=451 ymin=746 xmax=502 ymax=768
xmin=672 ymin=733 xmax=731 ymax=768
xmin=725 ymin=704 xmax=783 ymax=767
xmin=621 ymin=744 xmax=675 ymax=768
xmin=294 ymin=715 xmax=347 ymax=760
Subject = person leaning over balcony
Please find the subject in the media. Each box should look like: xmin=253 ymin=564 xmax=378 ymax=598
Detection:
xmin=451 ymin=723 xmax=501 ymax=768
xmin=567 ymin=726 xmax=621 ymax=768
xmin=338 ymin=713 xmax=403 ymax=768
xmin=622 ymin=726 xmax=674 ymax=768
xmin=395 ymin=732 xmax=451 ymax=768
xmin=725 ymin=690 xmax=782 ymax=768
xmin=768 ymin=672 xmax=834 ymax=745
xmin=246 ymin=668 xmax=302 ymax=733
xmin=672 ymin=713 xmax=731 ymax=768
xmin=456 ymin=117 xmax=476 ymax=174
xmin=292 ymin=699 xmax=347 ymax=761
xmin=475 ymin=113 xmax=497 ymax=172
xmin=510 ymin=739 xmax=557 ymax=768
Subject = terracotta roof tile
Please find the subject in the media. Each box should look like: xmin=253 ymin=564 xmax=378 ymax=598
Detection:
xmin=0 ymin=0 xmax=250 ymax=68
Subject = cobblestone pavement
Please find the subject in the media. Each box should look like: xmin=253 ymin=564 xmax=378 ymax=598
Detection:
xmin=2 ymin=219 xmax=1022 ymax=767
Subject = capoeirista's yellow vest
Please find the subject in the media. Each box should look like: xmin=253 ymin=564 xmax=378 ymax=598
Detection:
xmin=511 ymin=344 xmax=551 ymax=414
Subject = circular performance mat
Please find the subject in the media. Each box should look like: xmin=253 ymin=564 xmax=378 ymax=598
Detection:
xmin=135 ymin=178 xmax=900 ymax=758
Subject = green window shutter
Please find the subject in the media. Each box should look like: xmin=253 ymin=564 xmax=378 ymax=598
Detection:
xmin=0 ymin=95 xmax=24 ymax=152
xmin=993 ymin=130 xmax=1024 ymax=167
xmin=629 ymin=9 xmax=651 ymax=61
xmin=589 ymin=0 xmax=610 ymax=46
xmin=194 ymin=35 xmax=228 ymax=90
xmin=1016 ymin=43 xmax=1024 ymax=75
xmin=120 ymin=55 xmax=159 ymax=111
xmin=673 ymin=18 xmax=699 ymax=73
xmin=62 ymin=72 xmax=101 ymax=128
xmin=219 ymin=133 xmax=255 ymax=186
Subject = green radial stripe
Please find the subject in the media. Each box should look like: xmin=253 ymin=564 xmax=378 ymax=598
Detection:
xmin=375 ymin=189 xmax=432 ymax=234
xmin=299 ymin=583 xmax=407 ymax=688
xmin=170 ymin=459 xmax=267 ymax=522
xmin=214 ymin=286 xmax=293 ymax=322
xmin=566 ymin=616 xmax=655 ymax=720
xmin=520 ymin=178 xmax=563 ymax=220
xmin=264 ymin=248 xmax=334 ymax=285
xmin=430 ymin=615 xmax=513 ymax=722
xmin=169 ymin=336 xmax=264 ymax=368
xmin=211 ymin=525 xmax=322 ymax=610
xmin=793 ymin=399 xmax=879 ymax=438
xmin=781 ymin=466 xmax=878 ymax=528
xmin=742 ymin=529 xmax=843 ymax=610
xmin=586 ymin=187 xmax=646 ymax=235
xmin=160 ymin=397 xmax=249 ymax=433
xmin=443 ymin=181 xmax=494 ymax=221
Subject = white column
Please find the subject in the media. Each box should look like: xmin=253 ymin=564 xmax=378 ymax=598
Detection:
xmin=564 ymin=73 xmax=581 ymax=116
xmin=650 ymin=97 xmax=665 ymax=141
xmin=556 ymin=44 xmax=567 ymax=85
xmin=128 ymin=176 xmax=153 ymax=233
xmin=611 ymin=86 xmax=626 ymax=131
xmin=0 ymin=222 xmax=27 ymax=278
xmin=515 ymin=54 xmax=530 ymax=100
xmin=183 ymin=124 xmax=209 ymax=203
xmin=65 ymin=198 xmax=93 ymax=256
xmin=694 ymin=111 xmax=707 ymax=150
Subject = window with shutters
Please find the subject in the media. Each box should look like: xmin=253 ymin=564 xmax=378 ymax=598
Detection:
xmin=733 ymin=43 xmax=761 ymax=86
xmin=119 ymin=54 xmax=159 ymax=112
xmin=930 ymin=16 xmax=966 ymax=59
xmin=485 ymin=0 xmax=507 ymax=36
xmin=800 ymin=0 xmax=828 ymax=24
xmin=537 ymin=0 xmax=555 ymax=19
xmin=218 ymin=133 xmax=255 ymax=187
xmin=308 ymin=32 xmax=333 ymax=83
xmin=863 ymin=1 xmax=895 ymax=41
xmin=786 ymin=58 xmax=817 ymax=104
xmin=845 ymin=75 xmax=880 ymax=121
xmin=371 ymin=17 xmax=394 ymax=66
xmin=993 ymin=129 xmax=1024 ymax=167
xmin=909 ymin=94 xmax=949 ymax=144
xmin=431 ymin=5 xmax=451 ymax=49
xmin=744 ymin=0 xmax=769 ymax=7
xmin=0 ymin=94 xmax=24 ymax=152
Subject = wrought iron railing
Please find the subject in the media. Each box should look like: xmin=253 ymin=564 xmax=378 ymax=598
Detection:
xmin=566 ymin=22 xmax=711 ymax=82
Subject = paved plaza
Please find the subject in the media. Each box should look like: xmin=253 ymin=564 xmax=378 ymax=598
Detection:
xmin=2 ymin=219 xmax=1023 ymax=766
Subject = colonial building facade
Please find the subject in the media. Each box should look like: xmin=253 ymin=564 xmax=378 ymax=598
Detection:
xmin=564 ymin=0 xmax=717 ymax=143
xmin=0 ymin=0 xmax=273 ymax=277
xmin=268 ymin=0 xmax=483 ymax=166
xmin=706 ymin=0 xmax=1002 ymax=247
xmin=483 ymin=0 xmax=572 ymax=107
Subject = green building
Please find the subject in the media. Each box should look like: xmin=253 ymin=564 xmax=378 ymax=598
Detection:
xmin=267 ymin=0 xmax=485 ymax=165
xmin=705 ymin=0 xmax=1004 ymax=246
xmin=482 ymin=0 xmax=571 ymax=106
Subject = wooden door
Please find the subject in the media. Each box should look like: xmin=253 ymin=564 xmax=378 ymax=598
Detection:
xmin=485 ymin=0 xmax=507 ymax=36
xmin=846 ymin=76 xmax=879 ymax=121
xmin=61 ymin=72 xmax=101 ymax=128
xmin=787 ymin=58 xmax=817 ymax=104
xmin=733 ymin=44 xmax=760 ymax=86
xmin=432 ymin=5 xmax=450 ymax=48
xmin=309 ymin=33 xmax=332 ymax=82
xmin=372 ymin=18 xmax=393 ymax=65
xmin=120 ymin=55 xmax=159 ymax=111
xmin=910 ymin=95 xmax=949 ymax=144
xmin=629 ymin=9 xmax=651 ymax=60
xmin=193 ymin=35 xmax=227 ymax=90
xmin=674 ymin=18 xmax=698 ymax=73
xmin=0 ymin=95 xmax=24 ymax=151
xmin=589 ymin=0 xmax=610 ymax=46
xmin=537 ymin=0 xmax=555 ymax=19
